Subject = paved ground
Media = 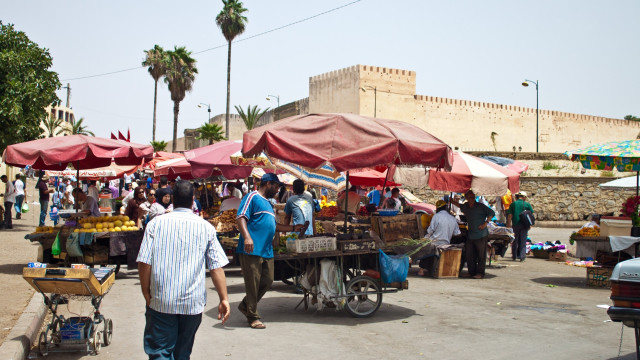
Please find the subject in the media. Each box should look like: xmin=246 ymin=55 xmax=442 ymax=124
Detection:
xmin=2 ymin=204 xmax=639 ymax=359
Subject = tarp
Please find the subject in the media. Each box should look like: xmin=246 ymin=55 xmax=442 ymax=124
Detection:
xmin=47 ymin=163 xmax=138 ymax=180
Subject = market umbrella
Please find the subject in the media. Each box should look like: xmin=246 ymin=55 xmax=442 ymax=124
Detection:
xmin=427 ymin=151 xmax=520 ymax=196
xmin=143 ymin=151 xmax=184 ymax=171
xmin=269 ymin=159 xmax=346 ymax=191
xmin=480 ymin=156 xmax=529 ymax=174
xmin=243 ymin=113 xmax=454 ymax=227
xmin=598 ymin=176 xmax=640 ymax=190
xmin=47 ymin=163 xmax=138 ymax=181
xmin=2 ymin=135 xmax=154 ymax=170
xmin=250 ymin=168 xmax=297 ymax=185
xmin=566 ymin=139 xmax=640 ymax=195
xmin=153 ymin=157 xmax=194 ymax=180
xmin=183 ymin=140 xmax=253 ymax=180
xmin=348 ymin=168 xmax=401 ymax=188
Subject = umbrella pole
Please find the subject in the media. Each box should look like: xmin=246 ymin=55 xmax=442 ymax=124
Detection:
xmin=75 ymin=163 xmax=80 ymax=214
xmin=381 ymin=169 xmax=390 ymax=196
xmin=637 ymin=171 xmax=639 ymax=197
xmin=344 ymin=171 xmax=350 ymax=231
xmin=204 ymin=180 xmax=210 ymax=209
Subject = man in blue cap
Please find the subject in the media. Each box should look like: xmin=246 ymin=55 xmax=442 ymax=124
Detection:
xmin=236 ymin=173 xmax=305 ymax=329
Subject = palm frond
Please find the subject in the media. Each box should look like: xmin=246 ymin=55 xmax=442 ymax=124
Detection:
xmin=235 ymin=104 xmax=269 ymax=131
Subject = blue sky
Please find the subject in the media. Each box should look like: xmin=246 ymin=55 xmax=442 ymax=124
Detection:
xmin=3 ymin=0 xmax=639 ymax=144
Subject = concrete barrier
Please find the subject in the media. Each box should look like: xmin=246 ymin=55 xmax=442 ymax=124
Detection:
xmin=0 ymin=293 xmax=46 ymax=360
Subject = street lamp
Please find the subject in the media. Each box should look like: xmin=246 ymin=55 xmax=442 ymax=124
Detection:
xmin=521 ymin=79 xmax=539 ymax=152
xmin=197 ymin=103 xmax=211 ymax=123
xmin=266 ymin=95 xmax=280 ymax=120
xmin=360 ymin=85 xmax=377 ymax=118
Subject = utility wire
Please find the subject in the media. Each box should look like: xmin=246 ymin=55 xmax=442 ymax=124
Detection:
xmin=61 ymin=0 xmax=363 ymax=82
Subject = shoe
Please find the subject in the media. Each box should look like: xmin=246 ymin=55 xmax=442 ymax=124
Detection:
xmin=472 ymin=274 xmax=484 ymax=279
xmin=520 ymin=258 xmax=525 ymax=262
xmin=16 ymin=214 xmax=21 ymax=219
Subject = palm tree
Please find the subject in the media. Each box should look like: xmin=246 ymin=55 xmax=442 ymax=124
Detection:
xmin=490 ymin=131 xmax=498 ymax=151
xmin=216 ymin=0 xmax=248 ymax=139
xmin=142 ymin=45 xmax=167 ymax=142
xmin=235 ymin=104 xmax=269 ymax=131
xmin=197 ymin=123 xmax=226 ymax=145
xmin=42 ymin=115 xmax=65 ymax=137
xmin=164 ymin=46 xmax=198 ymax=152
xmin=150 ymin=140 xmax=168 ymax=152
xmin=69 ymin=117 xmax=94 ymax=136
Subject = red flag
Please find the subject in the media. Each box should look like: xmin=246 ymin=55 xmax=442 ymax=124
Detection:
xmin=118 ymin=131 xmax=126 ymax=141
xmin=111 ymin=132 xmax=117 ymax=140
xmin=127 ymin=128 xmax=130 ymax=142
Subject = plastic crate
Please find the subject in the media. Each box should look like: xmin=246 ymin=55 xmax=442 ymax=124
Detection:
xmin=60 ymin=317 xmax=92 ymax=341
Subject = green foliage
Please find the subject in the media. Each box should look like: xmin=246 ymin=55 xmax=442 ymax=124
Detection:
xmin=42 ymin=115 xmax=65 ymax=137
xmin=196 ymin=123 xmax=226 ymax=145
xmin=150 ymin=140 xmax=168 ymax=152
xmin=624 ymin=115 xmax=640 ymax=121
xmin=164 ymin=46 xmax=197 ymax=152
xmin=69 ymin=117 xmax=94 ymax=136
xmin=601 ymin=171 xmax=614 ymax=177
xmin=216 ymin=0 xmax=248 ymax=42
xmin=235 ymin=104 xmax=269 ymax=130
xmin=0 ymin=21 xmax=61 ymax=152
xmin=490 ymin=131 xmax=498 ymax=151
xmin=542 ymin=161 xmax=559 ymax=170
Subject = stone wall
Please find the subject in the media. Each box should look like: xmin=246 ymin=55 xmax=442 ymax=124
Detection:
xmin=408 ymin=177 xmax=637 ymax=221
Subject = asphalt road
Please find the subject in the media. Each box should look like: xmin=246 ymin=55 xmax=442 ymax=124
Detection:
xmin=27 ymin=227 xmax=639 ymax=360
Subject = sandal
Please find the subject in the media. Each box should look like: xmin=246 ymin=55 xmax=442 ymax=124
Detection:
xmin=250 ymin=320 xmax=266 ymax=329
xmin=417 ymin=269 xmax=425 ymax=276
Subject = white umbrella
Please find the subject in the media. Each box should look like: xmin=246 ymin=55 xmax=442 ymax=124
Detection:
xmin=598 ymin=176 xmax=639 ymax=190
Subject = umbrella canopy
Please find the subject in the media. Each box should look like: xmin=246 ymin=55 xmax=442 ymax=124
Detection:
xmin=348 ymin=168 xmax=401 ymax=188
xmin=250 ymin=168 xmax=297 ymax=185
xmin=566 ymin=140 xmax=640 ymax=172
xmin=154 ymin=157 xmax=193 ymax=180
xmin=480 ymin=156 xmax=529 ymax=174
xmin=242 ymin=113 xmax=453 ymax=172
xmin=427 ymin=151 xmax=520 ymax=196
xmin=184 ymin=140 xmax=253 ymax=180
xmin=144 ymin=151 xmax=184 ymax=170
xmin=269 ymin=159 xmax=347 ymax=191
xmin=47 ymin=163 xmax=138 ymax=181
xmin=2 ymin=135 xmax=153 ymax=170
xmin=598 ymin=176 xmax=640 ymax=190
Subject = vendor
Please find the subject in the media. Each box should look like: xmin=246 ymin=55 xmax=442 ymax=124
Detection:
xmin=418 ymin=200 xmax=461 ymax=277
xmin=284 ymin=179 xmax=314 ymax=237
xmin=581 ymin=214 xmax=601 ymax=229
xmin=381 ymin=188 xmax=401 ymax=210
xmin=71 ymin=188 xmax=100 ymax=217
xmin=337 ymin=186 xmax=361 ymax=214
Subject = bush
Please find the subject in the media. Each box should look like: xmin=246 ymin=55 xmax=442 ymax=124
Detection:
xmin=601 ymin=171 xmax=614 ymax=177
xmin=542 ymin=161 xmax=560 ymax=170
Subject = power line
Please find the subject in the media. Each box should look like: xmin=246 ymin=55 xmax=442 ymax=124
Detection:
xmin=61 ymin=0 xmax=363 ymax=82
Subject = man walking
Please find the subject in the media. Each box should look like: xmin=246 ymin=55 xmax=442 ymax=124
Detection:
xmin=236 ymin=173 xmax=304 ymax=329
xmin=506 ymin=191 xmax=534 ymax=262
xmin=459 ymin=190 xmax=495 ymax=279
xmin=137 ymin=180 xmax=230 ymax=360
xmin=36 ymin=174 xmax=53 ymax=226
xmin=1 ymin=175 xmax=16 ymax=229
xmin=14 ymin=174 xmax=25 ymax=219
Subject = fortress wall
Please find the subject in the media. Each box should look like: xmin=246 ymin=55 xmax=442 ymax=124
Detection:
xmin=358 ymin=65 xmax=417 ymax=120
xmin=309 ymin=65 xmax=361 ymax=114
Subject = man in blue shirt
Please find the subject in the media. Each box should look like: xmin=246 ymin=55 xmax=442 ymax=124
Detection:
xmin=236 ymin=173 xmax=304 ymax=329
xmin=284 ymin=179 xmax=315 ymax=237
xmin=459 ymin=190 xmax=495 ymax=279
xmin=367 ymin=187 xmax=382 ymax=207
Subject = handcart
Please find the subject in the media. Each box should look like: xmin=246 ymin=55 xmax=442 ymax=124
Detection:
xmin=23 ymin=267 xmax=115 ymax=356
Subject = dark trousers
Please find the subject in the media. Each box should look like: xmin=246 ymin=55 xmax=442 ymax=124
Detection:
xmin=512 ymin=224 xmax=529 ymax=260
xmin=143 ymin=307 xmax=202 ymax=360
xmin=4 ymin=202 xmax=12 ymax=228
xmin=238 ymin=253 xmax=274 ymax=323
xmin=39 ymin=200 xmax=48 ymax=226
xmin=466 ymin=236 xmax=488 ymax=276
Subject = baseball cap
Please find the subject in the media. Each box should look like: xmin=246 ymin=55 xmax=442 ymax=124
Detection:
xmin=435 ymin=200 xmax=447 ymax=208
xmin=261 ymin=173 xmax=283 ymax=186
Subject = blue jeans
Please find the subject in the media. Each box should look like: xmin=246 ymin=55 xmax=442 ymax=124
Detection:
xmin=144 ymin=307 xmax=202 ymax=360
xmin=39 ymin=200 xmax=48 ymax=226
xmin=512 ymin=224 xmax=529 ymax=260
xmin=14 ymin=195 xmax=24 ymax=215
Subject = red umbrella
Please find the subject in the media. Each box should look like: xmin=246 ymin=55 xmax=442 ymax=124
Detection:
xmin=143 ymin=151 xmax=184 ymax=171
xmin=153 ymin=157 xmax=196 ymax=180
xmin=427 ymin=151 xmax=520 ymax=195
xmin=184 ymin=140 xmax=253 ymax=180
xmin=47 ymin=163 xmax=138 ymax=181
xmin=242 ymin=113 xmax=453 ymax=172
xmin=2 ymin=135 xmax=153 ymax=170
xmin=348 ymin=168 xmax=401 ymax=187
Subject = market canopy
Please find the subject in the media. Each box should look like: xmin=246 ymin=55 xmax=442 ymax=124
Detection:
xmin=184 ymin=140 xmax=253 ymax=180
xmin=566 ymin=140 xmax=640 ymax=172
xmin=598 ymin=176 xmax=640 ymax=190
xmin=348 ymin=168 xmax=401 ymax=188
xmin=2 ymin=135 xmax=154 ymax=170
xmin=143 ymin=151 xmax=184 ymax=171
xmin=242 ymin=113 xmax=453 ymax=172
xmin=153 ymin=157 xmax=194 ymax=180
xmin=480 ymin=156 xmax=529 ymax=174
xmin=47 ymin=163 xmax=138 ymax=181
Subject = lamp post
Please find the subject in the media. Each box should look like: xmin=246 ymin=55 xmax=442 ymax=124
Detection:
xmin=360 ymin=85 xmax=377 ymax=118
xmin=266 ymin=95 xmax=280 ymax=121
xmin=521 ymin=79 xmax=539 ymax=152
xmin=197 ymin=103 xmax=211 ymax=123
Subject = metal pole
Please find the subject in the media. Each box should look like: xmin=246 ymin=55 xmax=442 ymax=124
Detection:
xmin=636 ymin=171 xmax=639 ymax=197
xmin=536 ymin=81 xmax=539 ymax=153
xmin=374 ymin=87 xmax=377 ymax=118
xmin=344 ymin=171 xmax=350 ymax=231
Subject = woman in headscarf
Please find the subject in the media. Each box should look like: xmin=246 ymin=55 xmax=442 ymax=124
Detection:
xmin=124 ymin=187 xmax=147 ymax=227
xmin=148 ymin=187 xmax=173 ymax=222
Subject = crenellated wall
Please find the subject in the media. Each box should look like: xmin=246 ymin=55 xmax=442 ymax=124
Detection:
xmin=309 ymin=65 xmax=361 ymax=114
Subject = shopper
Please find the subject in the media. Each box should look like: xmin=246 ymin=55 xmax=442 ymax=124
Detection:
xmin=1 ymin=175 xmax=16 ymax=229
xmin=506 ymin=191 xmax=535 ymax=262
xmin=137 ymin=181 xmax=229 ymax=360
xmin=284 ymin=179 xmax=314 ymax=237
xmin=459 ymin=190 xmax=495 ymax=279
xmin=236 ymin=173 xmax=304 ymax=329
xmin=36 ymin=174 xmax=53 ymax=227
xmin=14 ymin=174 xmax=25 ymax=219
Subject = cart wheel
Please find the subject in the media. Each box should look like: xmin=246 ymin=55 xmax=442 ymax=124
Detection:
xmin=38 ymin=331 xmax=48 ymax=357
xmin=103 ymin=318 xmax=113 ymax=346
xmin=92 ymin=331 xmax=102 ymax=355
xmin=344 ymin=276 xmax=382 ymax=318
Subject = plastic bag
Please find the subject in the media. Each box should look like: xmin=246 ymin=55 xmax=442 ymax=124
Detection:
xmin=22 ymin=203 xmax=29 ymax=213
xmin=51 ymin=232 xmax=61 ymax=256
xmin=66 ymin=234 xmax=84 ymax=257
xmin=379 ymin=249 xmax=409 ymax=284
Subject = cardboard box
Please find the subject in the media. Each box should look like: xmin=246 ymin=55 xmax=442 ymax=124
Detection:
xmin=586 ymin=266 xmax=613 ymax=288
xmin=548 ymin=251 xmax=568 ymax=262
xmin=601 ymin=217 xmax=632 ymax=237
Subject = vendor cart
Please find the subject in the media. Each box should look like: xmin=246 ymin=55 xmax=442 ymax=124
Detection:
xmin=23 ymin=267 xmax=115 ymax=356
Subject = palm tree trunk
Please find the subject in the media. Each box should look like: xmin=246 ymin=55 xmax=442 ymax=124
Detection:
xmin=152 ymin=79 xmax=158 ymax=142
xmin=172 ymin=101 xmax=180 ymax=153
xmin=225 ymin=40 xmax=232 ymax=139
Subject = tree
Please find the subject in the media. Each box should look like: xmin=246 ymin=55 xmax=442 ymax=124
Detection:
xmin=0 ymin=21 xmax=61 ymax=153
xmin=142 ymin=45 xmax=167 ymax=142
xmin=150 ymin=140 xmax=168 ymax=152
xmin=197 ymin=123 xmax=226 ymax=145
xmin=69 ymin=117 xmax=94 ymax=136
xmin=235 ymin=104 xmax=269 ymax=131
xmin=625 ymin=115 xmax=640 ymax=122
xmin=42 ymin=115 xmax=65 ymax=137
xmin=216 ymin=0 xmax=248 ymax=139
xmin=490 ymin=131 xmax=498 ymax=151
xmin=164 ymin=46 xmax=198 ymax=153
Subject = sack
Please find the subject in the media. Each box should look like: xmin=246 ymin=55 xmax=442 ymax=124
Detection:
xmin=379 ymin=249 xmax=409 ymax=284
xmin=22 ymin=203 xmax=29 ymax=213
xmin=519 ymin=210 xmax=535 ymax=228
xmin=51 ymin=232 xmax=61 ymax=256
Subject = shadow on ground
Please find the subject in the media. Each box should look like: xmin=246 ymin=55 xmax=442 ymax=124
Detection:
xmin=0 ymin=263 xmax=28 ymax=275
xmin=530 ymin=276 xmax=595 ymax=289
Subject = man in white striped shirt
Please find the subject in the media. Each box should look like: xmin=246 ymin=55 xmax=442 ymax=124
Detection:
xmin=137 ymin=180 xmax=230 ymax=360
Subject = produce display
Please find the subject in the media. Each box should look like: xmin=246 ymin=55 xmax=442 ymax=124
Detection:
xmin=576 ymin=225 xmax=600 ymax=237
xmin=319 ymin=199 xmax=337 ymax=208
xmin=357 ymin=206 xmax=371 ymax=216
xmin=202 ymin=206 xmax=221 ymax=219
xmin=209 ymin=209 xmax=238 ymax=233
xmin=75 ymin=215 xmax=139 ymax=232
xmin=34 ymin=226 xmax=62 ymax=234
xmin=317 ymin=205 xmax=338 ymax=218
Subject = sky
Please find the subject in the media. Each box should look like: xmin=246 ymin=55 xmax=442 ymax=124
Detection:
xmin=3 ymin=0 xmax=640 ymax=145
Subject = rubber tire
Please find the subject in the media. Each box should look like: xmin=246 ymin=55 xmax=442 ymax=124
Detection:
xmin=103 ymin=318 xmax=113 ymax=346
xmin=92 ymin=331 xmax=101 ymax=355
xmin=38 ymin=331 xmax=48 ymax=357
xmin=344 ymin=275 xmax=382 ymax=318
